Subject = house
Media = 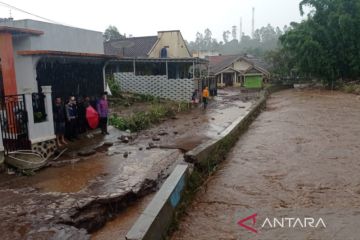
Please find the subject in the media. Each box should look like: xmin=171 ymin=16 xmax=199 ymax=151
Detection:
xmin=0 ymin=19 xmax=111 ymax=160
xmin=104 ymin=31 xmax=216 ymax=101
xmin=208 ymin=54 xmax=270 ymax=89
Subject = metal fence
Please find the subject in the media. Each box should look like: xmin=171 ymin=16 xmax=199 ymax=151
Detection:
xmin=0 ymin=94 xmax=30 ymax=154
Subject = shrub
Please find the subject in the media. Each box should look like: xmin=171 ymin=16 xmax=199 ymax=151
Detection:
xmin=110 ymin=103 xmax=179 ymax=132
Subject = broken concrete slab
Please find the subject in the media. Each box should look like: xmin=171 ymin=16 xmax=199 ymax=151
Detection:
xmin=126 ymin=164 xmax=189 ymax=240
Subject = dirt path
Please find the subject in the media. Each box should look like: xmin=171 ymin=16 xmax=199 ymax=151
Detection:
xmin=0 ymin=89 xmax=255 ymax=240
xmin=171 ymin=89 xmax=360 ymax=240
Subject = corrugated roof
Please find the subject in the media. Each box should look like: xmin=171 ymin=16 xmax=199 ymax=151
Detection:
xmin=18 ymin=50 xmax=116 ymax=59
xmin=104 ymin=36 xmax=158 ymax=58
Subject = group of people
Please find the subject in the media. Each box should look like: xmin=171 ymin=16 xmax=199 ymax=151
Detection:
xmin=53 ymin=92 xmax=109 ymax=147
xmin=191 ymin=86 xmax=210 ymax=110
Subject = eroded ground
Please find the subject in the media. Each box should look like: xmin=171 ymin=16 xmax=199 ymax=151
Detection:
xmin=0 ymin=89 xmax=254 ymax=240
xmin=172 ymin=89 xmax=360 ymax=240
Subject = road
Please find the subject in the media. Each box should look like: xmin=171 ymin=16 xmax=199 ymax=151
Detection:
xmin=0 ymin=89 xmax=255 ymax=240
xmin=171 ymin=89 xmax=360 ymax=240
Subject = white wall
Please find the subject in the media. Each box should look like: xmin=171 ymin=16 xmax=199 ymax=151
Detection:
xmin=24 ymin=86 xmax=55 ymax=144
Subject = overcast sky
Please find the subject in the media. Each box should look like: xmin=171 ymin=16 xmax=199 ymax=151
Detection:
xmin=0 ymin=0 xmax=306 ymax=41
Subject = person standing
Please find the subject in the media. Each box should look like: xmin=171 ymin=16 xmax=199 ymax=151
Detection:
xmin=97 ymin=92 xmax=109 ymax=135
xmin=53 ymin=97 xmax=67 ymax=147
xmin=76 ymin=96 xmax=87 ymax=134
xmin=191 ymin=89 xmax=199 ymax=106
xmin=65 ymin=96 xmax=78 ymax=140
xmin=202 ymin=86 xmax=209 ymax=110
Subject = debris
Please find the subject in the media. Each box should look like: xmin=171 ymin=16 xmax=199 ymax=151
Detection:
xmin=123 ymin=152 xmax=128 ymax=158
xmin=173 ymin=131 xmax=178 ymax=135
xmin=139 ymin=147 xmax=143 ymax=151
xmin=86 ymin=133 xmax=94 ymax=139
xmin=103 ymin=142 xmax=114 ymax=147
xmin=78 ymin=150 xmax=96 ymax=157
xmin=152 ymin=136 xmax=160 ymax=141
xmin=119 ymin=136 xmax=129 ymax=143
xmin=158 ymin=130 xmax=168 ymax=136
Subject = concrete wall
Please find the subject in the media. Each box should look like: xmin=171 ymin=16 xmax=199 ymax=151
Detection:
xmin=114 ymin=72 xmax=197 ymax=101
xmin=126 ymin=165 xmax=189 ymax=240
xmin=24 ymin=86 xmax=56 ymax=145
xmin=148 ymin=31 xmax=191 ymax=58
xmin=1 ymin=19 xmax=104 ymax=54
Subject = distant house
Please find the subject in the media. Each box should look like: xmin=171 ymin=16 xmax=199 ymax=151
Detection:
xmin=104 ymin=31 xmax=216 ymax=101
xmin=208 ymin=54 xmax=270 ymax=88
xmin=0 ymin=19 xmax=111 ymax=158
xmin=104 ymin=30 xmax=191 ymax=58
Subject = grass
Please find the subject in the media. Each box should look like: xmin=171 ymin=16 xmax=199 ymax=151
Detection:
xmin=109 ymin=102 xmax=189 ymax=132
xmin=341 ymin=83 xmax=360 ymax=95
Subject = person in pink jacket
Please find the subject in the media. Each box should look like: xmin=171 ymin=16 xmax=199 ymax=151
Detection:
xmin=97 ymin=92 xmax=109 ymax=135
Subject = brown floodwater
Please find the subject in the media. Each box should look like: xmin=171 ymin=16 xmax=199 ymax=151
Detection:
xmin=171 ymin=89 xmax=360 ymax=240
xmin=91 ymin=194 xmax=154 ymax=240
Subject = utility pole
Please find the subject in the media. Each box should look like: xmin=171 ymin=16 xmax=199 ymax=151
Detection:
xmin=239 ymin=17 xmax=243 ymax=42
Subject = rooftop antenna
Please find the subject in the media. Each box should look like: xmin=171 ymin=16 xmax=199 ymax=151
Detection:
xmin=252 ymin=7 xmax=255 ymax=38
xmin=9 ymin=9 xmax=13 ymax=20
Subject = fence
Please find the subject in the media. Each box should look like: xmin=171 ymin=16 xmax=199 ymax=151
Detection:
xmin=0 ymin=94 xmax=30 ymax=154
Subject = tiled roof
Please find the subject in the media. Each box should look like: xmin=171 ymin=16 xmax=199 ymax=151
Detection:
xmin=104 ymin=36 xmax=158 ymax=58
xmin=208 ymin=54 xmax=270 ymax=75
xmin=208 ymin=55 xmax=240 ymax=74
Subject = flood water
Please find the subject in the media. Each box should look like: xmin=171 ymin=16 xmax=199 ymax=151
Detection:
xmin=171 ymin=89 xmax=360 ymax=240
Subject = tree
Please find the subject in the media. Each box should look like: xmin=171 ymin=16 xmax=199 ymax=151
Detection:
xmin=222 ymin=30 xmax=231 ymax=43
xmin=103 ymin=25 xmax=125 ymax=41
xmin=276 ymin=0 xmax=360 ymax=85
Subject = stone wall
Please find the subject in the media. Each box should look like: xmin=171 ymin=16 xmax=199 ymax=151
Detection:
xmin=114 ymin=72 xmax=197 ymax=102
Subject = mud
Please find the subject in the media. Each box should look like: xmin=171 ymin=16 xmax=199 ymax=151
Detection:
xmin=172 ymin=89 xmax=360 ymax=240
xmin=0 ymin=89 xmax=254 ymax=239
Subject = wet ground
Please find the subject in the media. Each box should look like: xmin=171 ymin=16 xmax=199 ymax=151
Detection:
xmin=0 ymin=89 xmax=254 ymax=240
xmin=172 ymin=89 xmax=360 ymax=240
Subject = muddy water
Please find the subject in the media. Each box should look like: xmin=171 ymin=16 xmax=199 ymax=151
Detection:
xmin=91 ymin=194 xmax=154 ymax=240
xmin=172 ymin=89 xmax=360 ymax=240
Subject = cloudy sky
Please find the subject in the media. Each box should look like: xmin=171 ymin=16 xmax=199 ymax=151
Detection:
xmin=0 ymin=0 xmax=307 ymax=41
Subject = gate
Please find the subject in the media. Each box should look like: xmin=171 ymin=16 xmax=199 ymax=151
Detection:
xmin=0 ymin=94 xmax=30 ymax=154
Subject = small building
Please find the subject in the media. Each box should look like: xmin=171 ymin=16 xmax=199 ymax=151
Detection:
xmin=104 ymin=31 xmax=216 ymax=101
xmin=208 ymin=54 xmax=270 ymax=89
xmin=0 ymin=19 xmax=110 ymax=158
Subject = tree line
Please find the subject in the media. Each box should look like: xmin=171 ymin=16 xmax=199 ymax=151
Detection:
xmin=268 ymin=0 xmax=360 ymax=86
xmin=187 ymin=24 xmax=286 ymax=57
